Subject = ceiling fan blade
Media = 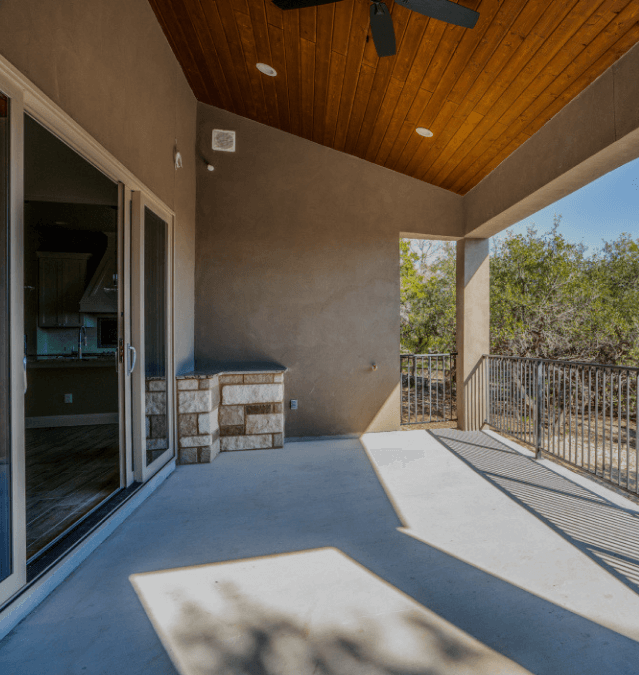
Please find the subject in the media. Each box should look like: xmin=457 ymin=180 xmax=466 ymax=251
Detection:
xmin=396 ymin=0 xmax=479 ymax=29
xmin=271 ymin=0 xmax=344 ymax=9
xmin=370 ymin=1 xmax=396 ymax=57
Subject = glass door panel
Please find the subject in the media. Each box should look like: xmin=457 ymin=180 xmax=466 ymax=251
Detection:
xmin=143 ymin=207 xmax=169 ymax=467
xmin=131 ymin=193 xmax=173 ymax=481
xmin=23 ymin=115 xmax=122 ymax=561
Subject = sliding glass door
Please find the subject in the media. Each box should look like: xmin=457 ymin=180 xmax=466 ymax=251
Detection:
xmin=0 ymin=65 xmax=175 ymax=610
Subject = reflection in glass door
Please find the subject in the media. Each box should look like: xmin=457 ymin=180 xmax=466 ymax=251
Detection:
xmin=23 ymin=115 xmax=122 ymax=560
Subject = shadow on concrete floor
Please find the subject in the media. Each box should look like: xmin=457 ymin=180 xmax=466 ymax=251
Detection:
xmin=132 ymin=551 xmax=509 ymax=675
xmin=431 ymin=429 xmax=639 ymax=595
xmin=2 ymin=437 xmax=639 ymax=675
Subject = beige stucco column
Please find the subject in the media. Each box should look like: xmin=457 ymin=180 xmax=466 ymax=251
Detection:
xmin=456 ymin=238 xmax=490 ymax=430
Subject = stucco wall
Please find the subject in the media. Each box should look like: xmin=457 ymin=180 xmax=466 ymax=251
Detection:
xmin=195 ymin=103 xmax=463 ymax=437
xmin=0 ymin=0 xmax=197 ymax=372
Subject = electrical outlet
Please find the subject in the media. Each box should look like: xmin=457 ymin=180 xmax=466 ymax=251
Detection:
xmin=64 ymin=393 xmax=73 ymax=404
xmin=290 ymin=399 xmax=298 ymax=410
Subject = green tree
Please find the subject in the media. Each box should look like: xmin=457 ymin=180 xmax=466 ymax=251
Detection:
xmin=400 ymin=239 xmax=456 ymax=354
xmin=588 ymin=234 xmax=639 ymax=365
xmin=491 ymin=221 xmax=639 ymax=365
xmin=400 ymin=222 xmax=639 ymax=367
xmin=490 ymin=217 xmax=594 ymax=360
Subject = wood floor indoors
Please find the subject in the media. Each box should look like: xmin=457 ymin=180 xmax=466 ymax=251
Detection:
xmin=25 ymin=424 xmax=120 ymax=560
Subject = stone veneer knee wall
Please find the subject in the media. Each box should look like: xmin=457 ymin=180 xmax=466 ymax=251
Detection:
xmin=176 ymin=375 xmax=220 ymax=464
xmin=175 ymin=370 xmax=285 ymax=464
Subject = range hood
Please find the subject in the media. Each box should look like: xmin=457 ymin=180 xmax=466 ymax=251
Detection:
xmin=79 ymin=232 xmax=117 ymax=313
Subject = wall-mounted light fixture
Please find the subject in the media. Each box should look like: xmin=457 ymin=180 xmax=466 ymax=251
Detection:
xmin=174 ymin=142 xmax=183 ymax=169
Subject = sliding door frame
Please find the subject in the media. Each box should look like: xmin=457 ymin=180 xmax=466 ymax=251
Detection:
xmin=118 ymin=183 xmax=134 ymax=487
xmin=131 ymin=192 xmax=175 ymax=483
xmin=0 ymin=72 xmax=26 ymax=606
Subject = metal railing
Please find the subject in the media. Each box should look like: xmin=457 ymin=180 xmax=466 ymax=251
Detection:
xmin=486 ymin=355 xmax=639 ymax=494
xmin=401 ymin=353 xmax=457 ymax=425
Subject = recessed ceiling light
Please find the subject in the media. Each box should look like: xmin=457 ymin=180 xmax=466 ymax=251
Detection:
xmin=256 ymin=63 xmax=277 ymax=77
xmin=416 ymin=127 xmax=433 ymax=137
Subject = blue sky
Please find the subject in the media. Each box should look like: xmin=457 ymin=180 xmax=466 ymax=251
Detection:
xmin=498 ymin=156 xmax=639 ymax=254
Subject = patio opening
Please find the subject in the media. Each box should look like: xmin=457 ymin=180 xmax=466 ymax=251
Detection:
xmin=399 ymin=237 xmax=457 ymax=427
xmin=481 ymin=156 xmax=639 ymax=499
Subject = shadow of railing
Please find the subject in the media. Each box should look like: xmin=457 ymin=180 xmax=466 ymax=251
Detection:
xmin=431 ymin=429 xmax=639 ymax=594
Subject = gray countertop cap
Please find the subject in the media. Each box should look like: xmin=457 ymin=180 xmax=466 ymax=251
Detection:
xmin=176 ymin=362 xmax=287 ymax=379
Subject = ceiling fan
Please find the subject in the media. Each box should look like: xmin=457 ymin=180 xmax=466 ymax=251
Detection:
xmin=271 ymin=0 xmax=480 ymax=57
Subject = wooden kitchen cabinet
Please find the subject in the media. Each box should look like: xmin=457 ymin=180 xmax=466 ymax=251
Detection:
xmin=37 ymin=252 xmax=91 ymax=327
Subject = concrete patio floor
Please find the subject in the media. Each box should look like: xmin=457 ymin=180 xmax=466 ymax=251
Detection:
xmin=3 ymin=430 xmax=639 ymax=674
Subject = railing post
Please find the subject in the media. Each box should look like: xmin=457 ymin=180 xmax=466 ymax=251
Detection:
xmin=484 ymin=355 xmax=489 ymax=427
xmin=412 ymin=356 xmax=417 ymax=421
xmin=406 ymin=356 xmax=411 ymax=424
xmin=535 ymin=359 xmax=543 ymax=459
xmin=452 ymin=352 xmax=457 ymax=423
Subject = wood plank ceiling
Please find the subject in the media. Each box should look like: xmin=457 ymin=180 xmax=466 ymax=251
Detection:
xmin=148 ymin=0 xmax=639 ymax=195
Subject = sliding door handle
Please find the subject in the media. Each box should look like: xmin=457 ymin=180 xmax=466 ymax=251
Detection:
xmin=23 ymin=356 xmax=28 ymax=394
xmin=127 ymin=344 xmax=137 ymax=375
